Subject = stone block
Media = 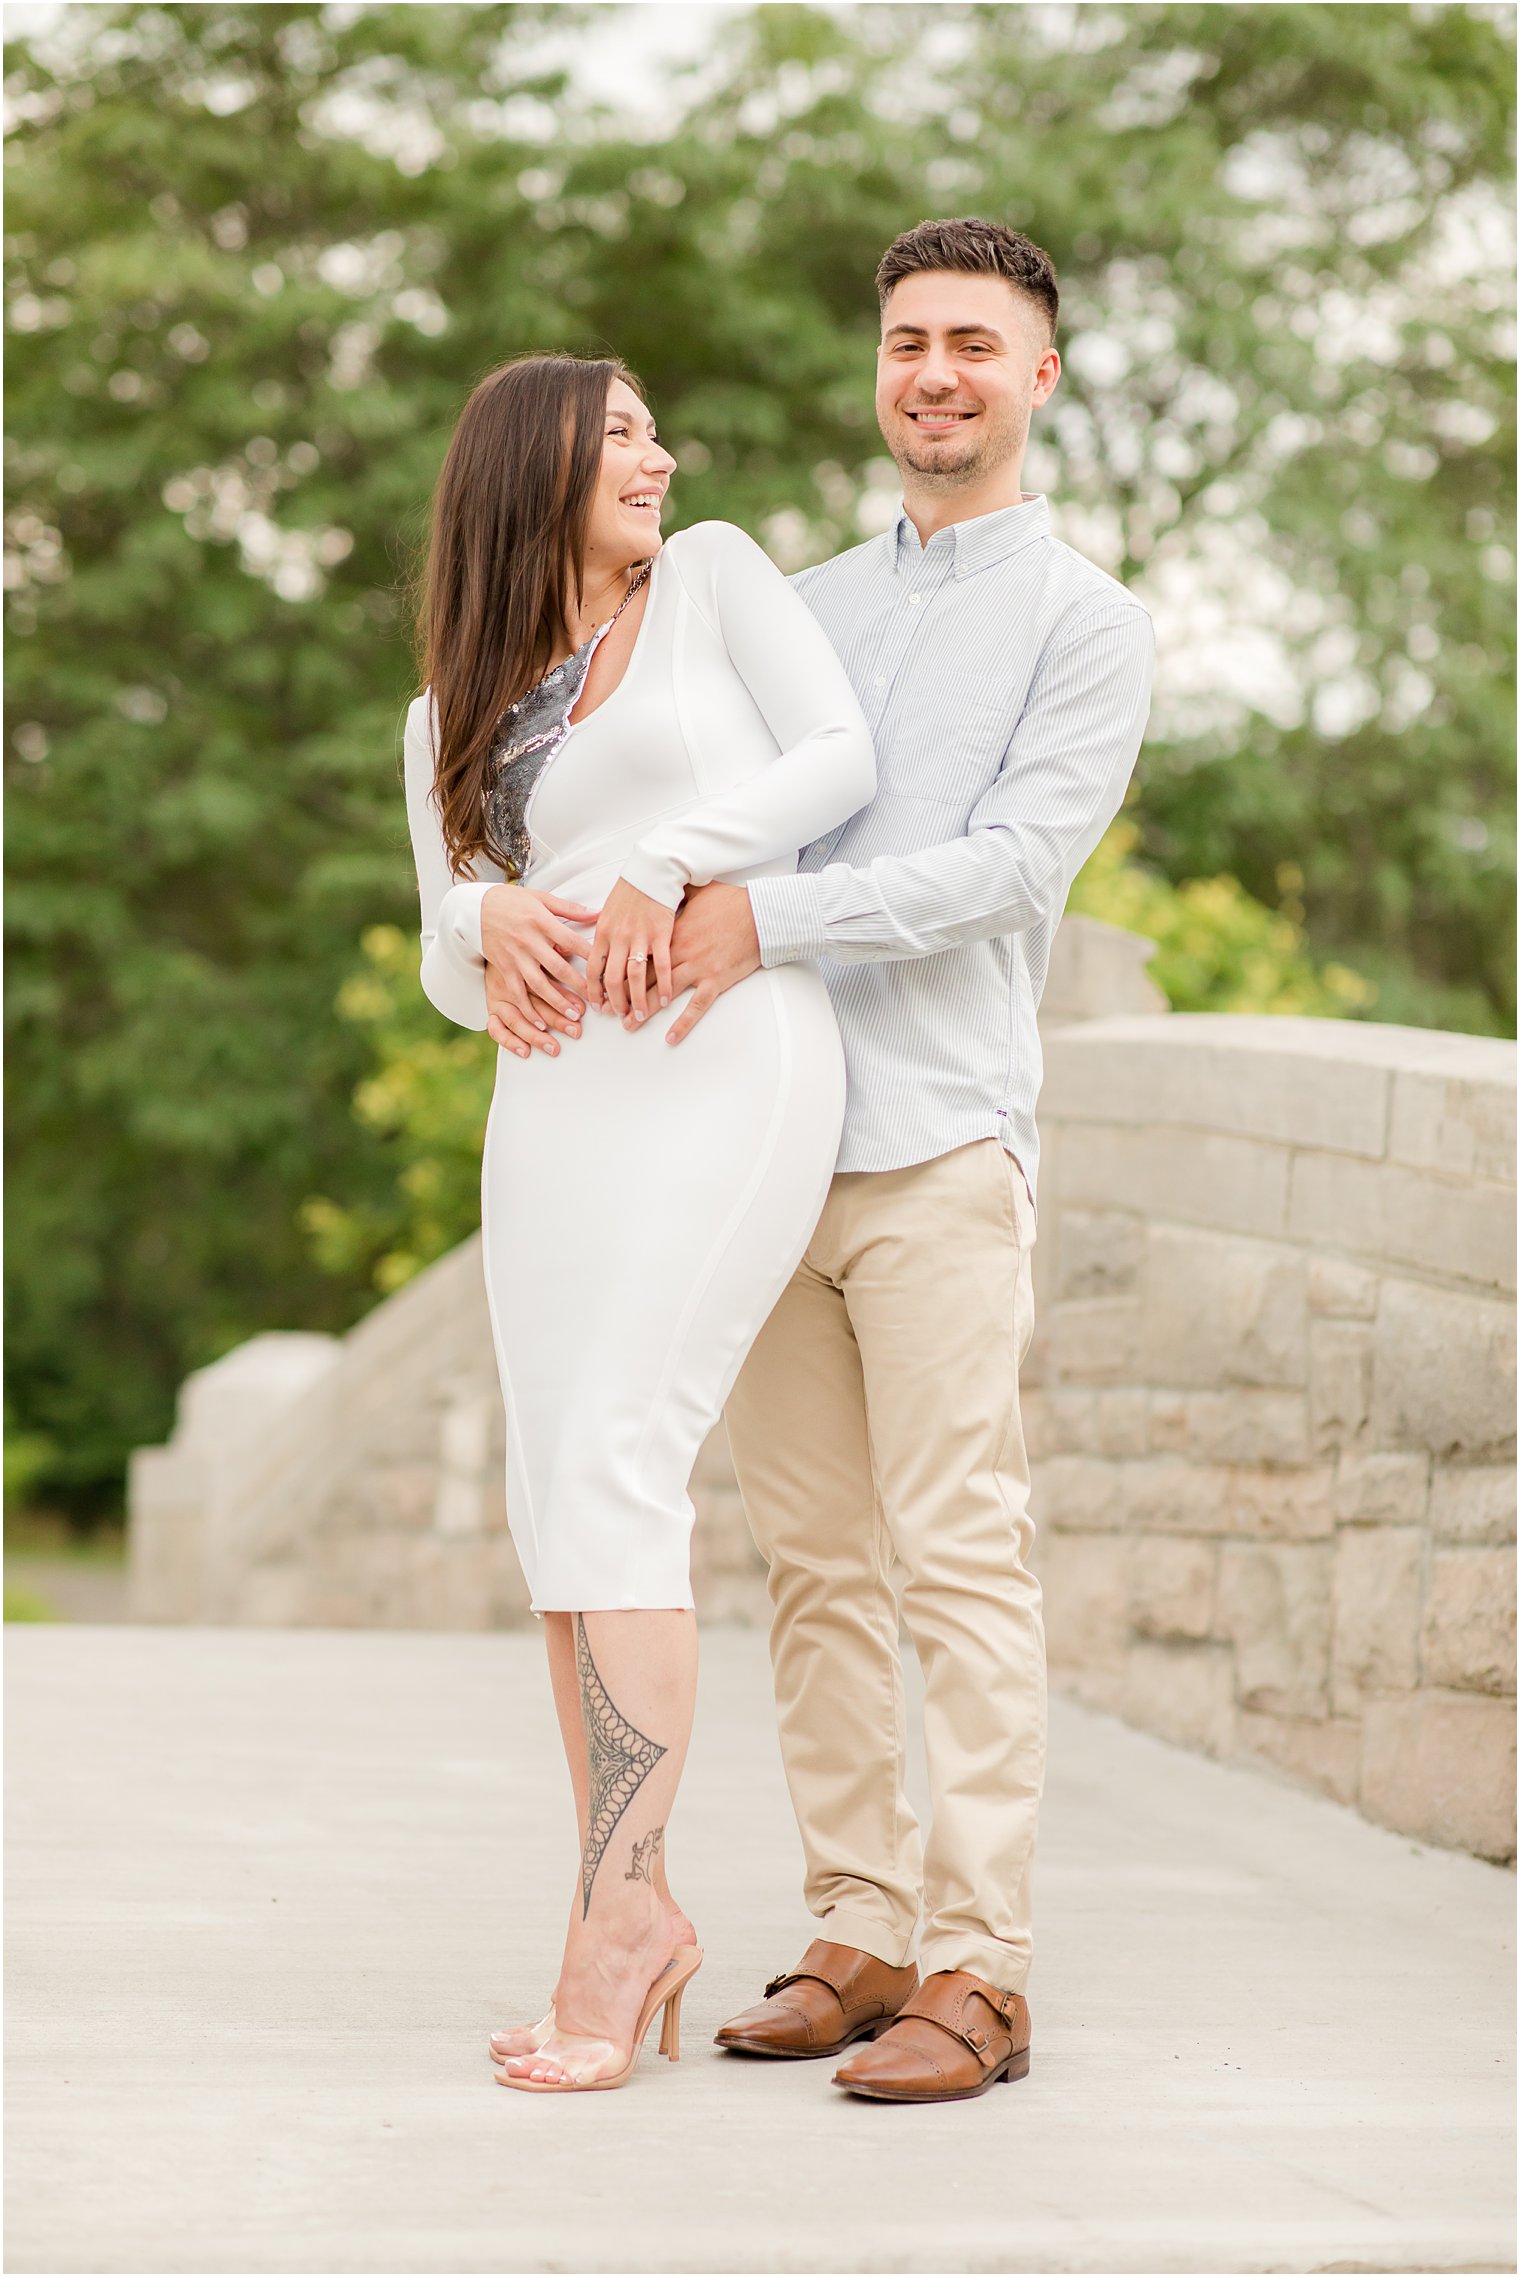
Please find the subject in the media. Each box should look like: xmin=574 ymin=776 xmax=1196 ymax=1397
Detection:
xmin=1047 ymin=1297 xmax=1141 ymax=1385
xmin=1289 ymin=1151 xmax=1516 ymax=1296
xmin=1146 ymin=1225 xmax=1308 ymax=1390
xmin=1215 ymin=1542 xmax=1333 ymax=1716
xmin=1094 ymin=1389 xmax=1150 ymax=1458
xmin=694 ymin=1570 xmax=769 ymax=1624
xmin=1038 ymin=919 xmax=1167 ymax=1025
xmin=235 ymin=1560 xmax=322 ymax=1627
xmin=1360 ymin=1690 xmax=1517 ymax=1861
xmin=1025 ymin=1388 xmax=1098 ymax=1458
xmin=693 ymin=1485 xmax=763 ymax=1579
xmin=126 ymin=1446 xmax=209 ymax=1622
xmin=1057 ymin=1121 xmax=1291 ymax=1241
xmin=1055 ymin=1208 xmax=1146 ymax=1300
xmin=1332 ymin=1527 xmax=1423 ymax=1705
xmin=1388 ymin=1059 xmax=1517 ymax=1185
xmin=1122 ymin=1638 xmax=1237 ymax=1757
xmin=1130 ymin=1537 xmax=1217 ymax=1641
xmin=1051 ymin=1663 xmax=1130 ymax=1720
xmin=172 ymin=1330 xmax=341 ymax=1448
xmin=1333 ymin=1453 xmax=1430 ymax=1529
xmin=1235 ymin=1712 xmax=1362 ymax=1807
xmin=692 ymin=1419 xmax=734 ymax=1486
xmin=404 ymin=1540 xmax=515 ymax=1632
xmin=1034 ymin=1454 xmax=1124 ymax=1532
xmin=1420 ymin=1549 xmax=1517 ymax=1695
xmin=1031 ymin=1187 xmax=1062 ymax=1258
xmin=1371 ymin=1280 xmax=1517 ymax=1461
xmin=1224 ymin=1467 xmax=1334 ymax=1541
xmin=1307 ymin=1257 xmax=1379 ymax=1319
xmin=1021 ymin=1313 xmax=1053 ymax=1389
xmin=1021 ymin=1388 xmax=1056 ymax=1460
xmin=1039 ymin=1531 xmax=1130 ymax=1671
xmin=1309 ymin=1322 xmax=1373 ymax=1453
xmin=1429 ymin=1466 xmax=1517 ymax=1546
xmin=1042 ymin=1017 xmax=1390 ymax=1156
xmin=1124 ymin=1459 xmax=1234 ymax=1535
xmin=432 ymin=1393 xmax=497 ymax=1540
xmin=1184 ymin=1390 xmax=1310 ymax=1466
xmin=367 ymin=1463 xmax=440 ymax=1531
xmin=1148 ymin=1394 xmax=1190 ymax=1455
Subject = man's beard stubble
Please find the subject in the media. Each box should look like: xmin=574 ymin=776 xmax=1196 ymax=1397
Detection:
xmin=888 ymin=398 xmax=1031 ymax=495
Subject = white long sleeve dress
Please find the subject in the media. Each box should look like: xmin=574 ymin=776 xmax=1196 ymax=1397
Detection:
xmin=404 ymin=521 xmax=876 ymax=1611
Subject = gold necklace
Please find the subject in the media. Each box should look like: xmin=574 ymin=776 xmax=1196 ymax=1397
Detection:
xmin=570 ymin=559 xmax=650 ymax=650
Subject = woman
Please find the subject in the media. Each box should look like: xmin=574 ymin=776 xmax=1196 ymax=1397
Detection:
xmin=403 ymin=353 xmax=874 ymax=2093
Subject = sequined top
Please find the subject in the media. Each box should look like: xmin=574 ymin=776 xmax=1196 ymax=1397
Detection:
xmin=481 ymin=633 xmax=599 ymax=882
xmin=482 ymin=563 xmax=651 ymax=881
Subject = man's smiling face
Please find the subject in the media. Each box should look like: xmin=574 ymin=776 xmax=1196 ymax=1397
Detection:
xmin=875 ymin=271 xmax=1059 ymax=493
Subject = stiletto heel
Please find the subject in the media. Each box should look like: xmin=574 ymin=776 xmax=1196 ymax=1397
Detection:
xmin=495 ymin=1946 xmax=703 ymax=2094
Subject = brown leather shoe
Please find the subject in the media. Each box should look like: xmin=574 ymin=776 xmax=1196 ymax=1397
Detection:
xmin=714 ymin=1940 xmax=918 ymax=2060
xmin=832 ymin=1969 xmax=1031 ymax=2102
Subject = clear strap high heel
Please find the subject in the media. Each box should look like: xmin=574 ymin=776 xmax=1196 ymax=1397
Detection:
xmin=488 ymin=2005 xmax=555 ymax=2062
xmin=493 ymin=1946 xmax=704 ymax=2094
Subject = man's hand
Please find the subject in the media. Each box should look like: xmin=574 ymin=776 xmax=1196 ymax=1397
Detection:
xmin=585 ymin=876 xmax=678 ymax=1024
xmin=664 ymin=882 xmax=762 ymax=1045
xmin=481 ymin=884 xmax=597 ymax=1059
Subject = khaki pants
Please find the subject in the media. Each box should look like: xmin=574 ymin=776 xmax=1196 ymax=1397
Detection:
xmin=725 ymin=1137 xmax=1044 ymax=1995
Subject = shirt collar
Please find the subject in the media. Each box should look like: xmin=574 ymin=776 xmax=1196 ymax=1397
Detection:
xmin=892 ymin=493 xmax=1050 ymax=580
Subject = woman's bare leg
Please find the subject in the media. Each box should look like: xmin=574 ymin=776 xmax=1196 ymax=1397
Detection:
xmin=499 ymin=1609 xmax=699 ymax=2084
xmin=489 ymin=1610 xmax=695 ymax=2058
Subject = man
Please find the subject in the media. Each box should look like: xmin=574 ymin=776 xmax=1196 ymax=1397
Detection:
xmin=666 ymin=217 xmax=1153 ymax=2103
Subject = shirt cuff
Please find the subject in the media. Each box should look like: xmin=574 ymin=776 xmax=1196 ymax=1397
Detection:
xmin=616 ymin=848 xmax=685 ymax=910
xmin=747 ymin=872 xmax=830 ymax=967
xmin=440 ymin=880 xmax=492 ymax=961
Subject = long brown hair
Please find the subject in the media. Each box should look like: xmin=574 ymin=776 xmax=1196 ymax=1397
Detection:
xmin=414 ymin=351 xmax=643 ymax=877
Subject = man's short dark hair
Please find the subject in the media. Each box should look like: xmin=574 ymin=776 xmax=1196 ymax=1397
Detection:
xmin=875 ymin=218 xmax=1059 ymax=341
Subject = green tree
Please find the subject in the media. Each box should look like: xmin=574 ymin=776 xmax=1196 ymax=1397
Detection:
xmin=5 ymin=3 xmax=1512 ymax=1512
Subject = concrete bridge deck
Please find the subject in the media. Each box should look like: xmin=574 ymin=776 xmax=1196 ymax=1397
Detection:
xmin=5 ymin=1625 xmax=1513 ymax=2274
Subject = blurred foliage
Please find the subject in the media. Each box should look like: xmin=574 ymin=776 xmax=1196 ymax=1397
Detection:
xmin=4 ymin=1405 xmax=56 ymax=1514
xmin=3 ymin=1589 xmax=57 ymax=1625
xmin=1069 ymin=821 xmax=1378 ymax=1017
xmin=299 ymin=923 xmax=494 ymax=1295
xmin=4 ymin=1 xmax=1513 ymax=1510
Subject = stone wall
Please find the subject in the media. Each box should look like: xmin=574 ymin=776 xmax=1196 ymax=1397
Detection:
xmin=129 ymin=923 xmax=1515 ymax=1859
xmin=127 ymin=1246 xmax=760 ymax=1631
xmin=1029 ymin=1015 xmax=1516 ymax=1863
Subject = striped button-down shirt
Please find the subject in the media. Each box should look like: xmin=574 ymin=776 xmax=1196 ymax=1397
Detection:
xmin=747 ymin=494 xmax=1154 ymax=1202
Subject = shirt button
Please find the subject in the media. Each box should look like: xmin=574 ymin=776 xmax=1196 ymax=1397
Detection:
xmin=874 ymin=675 xmax=886 ymax=687
xmin=908 ymin=593 xmax=922 ymax=605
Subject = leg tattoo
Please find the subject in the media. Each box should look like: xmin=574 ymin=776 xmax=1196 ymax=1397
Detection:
xmin=576 ymin=1616 xmax=667 ymax=1919
xmin=625 ymin=1826 xmax=665 ymax=1887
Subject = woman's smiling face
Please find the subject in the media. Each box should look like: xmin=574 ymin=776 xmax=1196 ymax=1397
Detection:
xmin=584 ymin=377 xmax=677 ymax=571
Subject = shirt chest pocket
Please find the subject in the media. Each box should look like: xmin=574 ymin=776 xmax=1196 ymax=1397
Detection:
xmin=874 ymin=678 xmax=1023 ymax=807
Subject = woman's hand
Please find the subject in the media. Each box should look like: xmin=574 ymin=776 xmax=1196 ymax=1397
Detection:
xmin=480 ymin=884 xmax=599 ymax=1060
xmin=585 ymin=877 xmax=677 ymax=1025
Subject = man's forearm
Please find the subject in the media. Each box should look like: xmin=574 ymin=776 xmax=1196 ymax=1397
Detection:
xmin=750 ymin=600 xmax=1155 ymax=970
xmin=748 ymin=814 xmax=1091 ymax=969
